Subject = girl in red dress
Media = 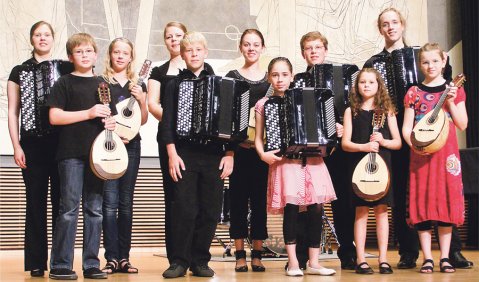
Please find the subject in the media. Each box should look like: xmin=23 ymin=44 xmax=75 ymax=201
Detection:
xmin=402 ymin=43 xmax=468 ymax=274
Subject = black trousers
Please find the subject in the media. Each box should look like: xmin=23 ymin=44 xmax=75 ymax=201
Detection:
xmin=284 ymin=204 xmax=323 ymax=247
xmin=228 ymin=146 xmax=268 ymax=240
xmin=157 ymin=138 xmax=175 ymax=263
xmin=169 ymin=146 xmax=224 ymax=268
xmin=21 ymin=135 xmax=60 ymax=271
xmin=325 ymin=148 xmax=356 ymax=259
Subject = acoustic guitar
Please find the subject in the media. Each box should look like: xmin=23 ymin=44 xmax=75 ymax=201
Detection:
xmin=90 ymin=82 xmax=128 ymax=180
xmin=113 ymin=59 xmax=152 ymax=141
xmin=411 ymin=74 xmax=466 ymax=155
xmin=352 ymin=112 xmax=390 ymax=202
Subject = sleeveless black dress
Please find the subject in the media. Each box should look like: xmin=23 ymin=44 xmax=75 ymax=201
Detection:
xmin=348 ymin=110 xmax=394 ymax=207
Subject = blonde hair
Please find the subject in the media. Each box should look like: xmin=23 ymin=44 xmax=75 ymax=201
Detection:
xmin=300 ymin=31 xmax=329 ymax=51
xmin=180 ymin=31 xmax=208 ymax=52
xmin=102 ymin=37 xmax=138 ymax=85
xmin=419 ymin=42 xmax=446 ymax=61
xmin=377 ymin=7 xmax=407 ymax=45
xmin=66 ymin=33 xmax=97 ymax=56
xmin=350 ymin=68 xmax=396 ymax=117
xmin=163 ymin=21 xmax=187 ymax=39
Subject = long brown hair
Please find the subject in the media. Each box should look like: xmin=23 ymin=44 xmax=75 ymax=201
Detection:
xmin=350 ymin=68 xmax=396 ymax=117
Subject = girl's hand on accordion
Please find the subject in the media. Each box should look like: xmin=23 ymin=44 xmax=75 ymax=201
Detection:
xmin=168 ymin=153 xmax=185 ymax=182
xmin=335 ymin=123 xmax=344 ymax=138
xmin=260 ymin=149 xmax=283 ymax=165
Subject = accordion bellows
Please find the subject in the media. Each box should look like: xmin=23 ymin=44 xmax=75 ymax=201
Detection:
xmin=19 ymin=60 xmax=74 ymax=137
xmin=264 ymin=88 xmax=337 ymax=157
xmin=176 ymin=75 xmax=250 ymax=142
xmin=370 ymin=47 xmax=424 ymax=111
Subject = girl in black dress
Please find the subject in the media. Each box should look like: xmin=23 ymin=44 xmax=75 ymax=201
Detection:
xmin=342 ymin=68 xmax=401 ymax=274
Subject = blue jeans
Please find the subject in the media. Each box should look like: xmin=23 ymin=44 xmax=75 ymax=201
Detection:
xmin=102 ymin=139 xmax=141 ymax=261
xmin=50 ymin=158 xmax=104 ymax=270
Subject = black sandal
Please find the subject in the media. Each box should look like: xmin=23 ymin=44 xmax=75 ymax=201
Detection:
xmin=355 ymin=262 xmax=374 ymax=274
xmin=234 ymin=250 xmax=248 ymax=272
xmin=379 ymin=262 xmax=393 ymax=274
xmin=251 ymin=250 xmax=266 ymax=272
xmin=102 ymin=260 xmax=118 ymax=274
xmin=420 ymin=259 xmax=434 ymax=273
xmin=118 ymin=259 xmax=138 ymax=274
xmin=440 ymin=258 xmax=456 ymax=273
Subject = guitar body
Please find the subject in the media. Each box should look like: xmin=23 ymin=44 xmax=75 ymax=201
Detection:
xmin=352 ymin=153 xmax=390 ymax=202
xmin=90 ymin=130 xmax=128 ymax=180
xmin=411 ymin=109 xmax=449 ymax=155
xmin=113 ymin=98 xmax=142 ymax=140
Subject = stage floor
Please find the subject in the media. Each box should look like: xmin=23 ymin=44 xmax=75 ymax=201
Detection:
xmin=0 ymin=247 xmax=477 ymax=281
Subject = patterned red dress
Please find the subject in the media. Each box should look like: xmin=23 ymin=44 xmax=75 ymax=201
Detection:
xmin=404 ymin=83 xmax=465 ymax=226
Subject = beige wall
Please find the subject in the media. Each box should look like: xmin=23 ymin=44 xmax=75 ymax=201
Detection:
xmin=0 ymin=0 xmax=437 ymax=156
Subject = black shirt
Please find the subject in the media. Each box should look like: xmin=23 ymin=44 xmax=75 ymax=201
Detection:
xmin=8 ymin=58 xmax=38 ymax=84
xmin=47 ymin=74 xmax=105 ymax=160
xmin=225 ymin=70 xmax=270 ymax=109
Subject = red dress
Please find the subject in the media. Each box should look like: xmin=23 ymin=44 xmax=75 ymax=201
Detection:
xmin=404 ymin=83 xmax=465 ymax=226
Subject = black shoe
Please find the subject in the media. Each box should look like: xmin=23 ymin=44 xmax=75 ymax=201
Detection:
xmin=83 ymin=267 xmax=107 ymax=279
xmin=234 ymin=250 xmax=248 ymax=272
xmin=355 ymin=262 xmax=374 ymax=274
xmin=190 ymin=265 xmax=215 ymax=277
xmin=49 ymin=269 xmax=78 ymax=280
xmin=251 ymin=250 xmax=266 ymax=272
xmin=379 ymin=262 xmax=393 ymax=274
xmin=30 ymin=269 xmax=44 ymax=277
xmin=341 ymin=256 xmax=357 ymax=270
xmin=397 ymin=254 xmax=417 ymax=269
xmin=162 ymin=263 xmax=187 ymax=278
xmin=450 ymin=252 xmax=474 ymax=269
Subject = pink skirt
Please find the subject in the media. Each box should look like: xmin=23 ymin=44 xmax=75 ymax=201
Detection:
xmin=267 ymin=156 xmax=336 ymax=214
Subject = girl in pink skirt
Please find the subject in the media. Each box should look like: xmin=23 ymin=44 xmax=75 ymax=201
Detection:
xmin=254 ymin=57 xmax=337 ymax=277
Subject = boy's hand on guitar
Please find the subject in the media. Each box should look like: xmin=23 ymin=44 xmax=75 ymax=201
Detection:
xmin=130 ymin=84 xmax=145 ymax=101
xmin=260 ymin=149 xmax=283 ymax=165
xmin=168 ymin=154 xmax=185 ymax=182
xmin=103 ymin=116 xmax=116 ymax=131
xmin=363 ymin=141 xmax=379 ymax=153
xmin=370 ymin=132 xmax=385 ymax=146
xmin=335 ymin=123 xmax=344 ymax=138
xmin=88 ymin=104 xmax=111 ymax=119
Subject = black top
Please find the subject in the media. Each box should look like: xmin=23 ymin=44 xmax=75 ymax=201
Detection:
xmin=47 ymin=74 xmax=105 ymax=160
xmin=101 ymin=77 xmax=147 ymax=141
xmin=349 ymin=109 xmax=394 ymax=207
xmin=8 ymin=58 xmax=38 ymax=84
xmin=225 ymin=70 xmax=270 ymax=109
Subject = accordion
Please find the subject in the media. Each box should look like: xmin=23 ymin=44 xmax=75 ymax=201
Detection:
xmin=264 ymin=88 xmax=337 ymax=157
xmin=18 ymin=60 xmax=74 ymax=137
xmin=293 ymin=63 xmax=359 ymax=118
xmin=176 ymin=75 xmax=250 ymax=142
xmin=369 ymin=47 xmax=424 ymax=111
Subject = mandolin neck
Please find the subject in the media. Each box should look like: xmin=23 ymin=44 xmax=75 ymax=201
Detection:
xmin=429 ymin=86 xmax=451 ymax=123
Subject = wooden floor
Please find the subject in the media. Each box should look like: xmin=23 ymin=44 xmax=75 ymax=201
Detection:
xmin=0 ymin=247 xmax=477 ymax=281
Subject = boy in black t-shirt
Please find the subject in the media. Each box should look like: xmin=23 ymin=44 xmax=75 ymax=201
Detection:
xmin=161 ymin=32 xmax=234 ymax=278
xmin=47 ymin=33 xmax=115 ymax=280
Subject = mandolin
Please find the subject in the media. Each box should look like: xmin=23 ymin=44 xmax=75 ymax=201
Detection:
xmin=113 ymin=59 xmax=152 ymax=141
xmin=411 ymin=74 xmax=466 ymax=155
xmin=352 ymin=111 xmax=390 ymax=202
xmin=90 ymin=82 xmax=128 ymax=180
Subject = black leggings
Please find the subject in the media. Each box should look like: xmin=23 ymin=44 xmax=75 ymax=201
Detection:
xmin=283 ymin=204 xmax=323 ymax=248
xmin=415 ymin=221 xmax=453 ymax=231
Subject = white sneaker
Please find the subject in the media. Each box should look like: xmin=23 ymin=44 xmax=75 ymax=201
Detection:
xmin=286 ymin=267 xmax=304 ymax=276
xmin=306 ymin=264 xmax=336 ymax=276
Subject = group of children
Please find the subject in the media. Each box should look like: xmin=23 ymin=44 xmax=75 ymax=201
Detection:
xmin=7 ymin=7 xmax=469 ymax=280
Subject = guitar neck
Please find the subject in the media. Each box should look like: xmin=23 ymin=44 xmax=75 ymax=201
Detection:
xmin=430 ymin=87 xmax=451 ymax=121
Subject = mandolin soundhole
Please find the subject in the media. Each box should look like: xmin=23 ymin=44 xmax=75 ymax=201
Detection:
xmin=122 ymin=107 xmax=133 ymax=118
xmin=366 ymin=162 xmax=378 ymax=174
xmin=104 ymin=140 xmax=116 ymax=152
